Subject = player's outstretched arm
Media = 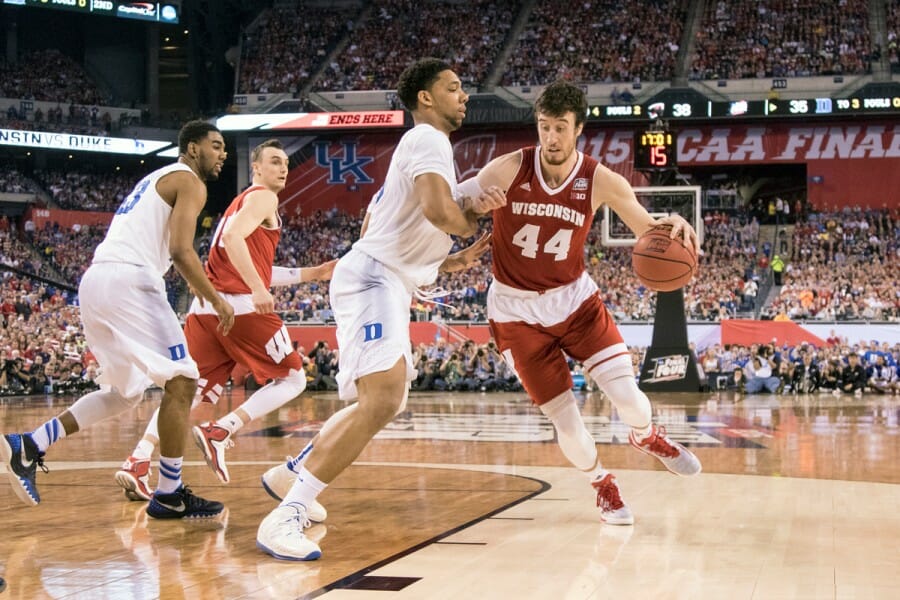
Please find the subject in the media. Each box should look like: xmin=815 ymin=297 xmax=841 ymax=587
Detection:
xmin=222 ymin=189 xmax=277 ymax=314
xmin=457 ymin=150 xmax=519 ymax=215
xmin=270 ymin=260 xmax=338 ymax=287
xmin=164 ymin=171 xmax=234 ymax=335
xmin=439 ymin=232 xmax=491 ymax=273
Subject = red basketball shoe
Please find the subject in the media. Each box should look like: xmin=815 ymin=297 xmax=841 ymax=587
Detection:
xmin=115 ymin=456 xmax=153 ymax=501
xmin=192 ymin=422 xmax=234 ymax=483
xmin=629 ymin=424 xmax=702 ymax=476
xmin=592 ymin=474 xmax=634 ymax=525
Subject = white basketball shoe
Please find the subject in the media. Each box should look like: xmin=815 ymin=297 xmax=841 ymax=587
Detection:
xmin=257 ymin=502 xmax=322 ymax=561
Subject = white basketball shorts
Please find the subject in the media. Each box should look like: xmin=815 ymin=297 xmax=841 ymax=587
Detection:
xmin=79 ymin=262 xmax=199 ymax=399
xmin=330 ymin=249 xmax=416 ymax=400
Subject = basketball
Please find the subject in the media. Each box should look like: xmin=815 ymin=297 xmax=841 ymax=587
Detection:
xmin=631 ymin=225 xmax=697 ymax=292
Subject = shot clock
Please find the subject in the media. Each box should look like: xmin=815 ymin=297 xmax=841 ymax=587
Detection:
xmin=634 ymin=129 xmax=677 ymax=169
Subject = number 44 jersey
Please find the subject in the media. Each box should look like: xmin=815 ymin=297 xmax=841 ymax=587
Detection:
xmin=491 ymin=147 xmax=599 ymax=292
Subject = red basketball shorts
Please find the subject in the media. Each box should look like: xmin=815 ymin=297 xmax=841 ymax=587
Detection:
xmin=184 ymin=311 xmax=302 ymax=403
xmin=488 ymin=274 xmax=633 ymax=405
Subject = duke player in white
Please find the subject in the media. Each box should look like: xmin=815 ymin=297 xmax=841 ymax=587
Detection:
xmin=255 ymin=58 xmax=505 ymax=561
xmin=461 ymin=81 xmax=702 ymax=525
xmin=1 ymin=121 xmax=235 ymax=519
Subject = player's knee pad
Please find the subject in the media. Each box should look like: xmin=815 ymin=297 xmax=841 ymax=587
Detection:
xmin=583 ymin=349 xmax=634 ymax=391
xmin=541 ymin=390 xmax=591 ymax=439
xmin=279 ymin=368 xmax=307 ymax=397
xmin=596 ymin=374 xmax=652 ymax=428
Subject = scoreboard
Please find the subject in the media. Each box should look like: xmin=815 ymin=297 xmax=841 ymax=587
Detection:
xmin=633 ymin=129 xmax=677 ymax=170
xmin=591 ymin=94 xmax=900 ymax=121
xmin=2 ymin=0 xmax=180 ymax=23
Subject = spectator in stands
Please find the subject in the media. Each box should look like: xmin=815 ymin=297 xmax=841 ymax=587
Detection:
xmin=840 ymin=353 xmax=867 ymax=396
xmin=866 ymin=354 xmax=897 ymax=394
xmin=691 ymin=1 xmax=872 ymax=80
xmin=744 ymin=351 xmax=780 ymax=394
xmin=791 ymin=352 xmax=821 ymax=394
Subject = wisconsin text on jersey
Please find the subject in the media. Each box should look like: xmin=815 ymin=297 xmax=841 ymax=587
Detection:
xmin=510 ymin=202 xmax=587 ymax=227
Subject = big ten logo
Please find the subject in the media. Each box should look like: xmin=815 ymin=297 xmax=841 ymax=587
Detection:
xmin=647 ymin=354 xmax=689 ymax=382
xmin=314 ymin=141 xmax=374 ymax=185
xmin=453 ymin=134 xmax=497 ymax=181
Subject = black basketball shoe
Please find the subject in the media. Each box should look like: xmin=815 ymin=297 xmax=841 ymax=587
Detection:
xmin=0 ymin=433 xmax=47 ymax=506
xmin=146 ymin=485 xmax=224 ymax=519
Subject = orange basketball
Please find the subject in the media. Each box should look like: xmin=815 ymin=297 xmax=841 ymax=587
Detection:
xmin=631 ymin=224 xmax=698 ymax=292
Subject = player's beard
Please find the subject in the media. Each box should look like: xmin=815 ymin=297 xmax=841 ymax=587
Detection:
xmin=541 ymin=147 xmax=571 ymax=166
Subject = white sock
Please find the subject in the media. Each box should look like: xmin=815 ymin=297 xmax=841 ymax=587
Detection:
xmin=133 ymin=439 xmax=156 ymax=460
xmin=157 ymin=456 xmax=183 ymax=494
xmin=281 ymin=466 xmax=327 ymax=510
xmin=217 ymin=411 xmax=246 ymax=434
xmin=29 ymin=417 xmax=66 ymax=453
xmin=585 ymin=457 xmax=609 ymax=483
xmin=632 ymin=423 xmax=654 ymax=441
xmin=287 ymin=440 xmax=314 ymax=473
xmin=132 ymin=408 xmax=160 ymax=459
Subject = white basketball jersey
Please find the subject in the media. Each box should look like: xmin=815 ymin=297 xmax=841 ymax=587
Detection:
xmin=352 ymin=123 xmax=456 ymax=289
xmin=92 ymin=162 xmax=198 ymax=278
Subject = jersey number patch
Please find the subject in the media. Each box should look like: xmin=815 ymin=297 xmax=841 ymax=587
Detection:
xmin=116 ymin=178 xmax=151 ymax=215
xmin=511 ymin=224 xmax=573 ymax=261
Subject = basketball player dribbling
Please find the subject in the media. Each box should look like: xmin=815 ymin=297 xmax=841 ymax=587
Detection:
xmin=254 ymin=57 xmax=506 ymax=560
xmin=458 ymin=80 xmax=702 ymax=524
xmin=1 ymin=121 xmax=234 ymax=519
xmin=114 ymin=139 xmax=333 ymax=526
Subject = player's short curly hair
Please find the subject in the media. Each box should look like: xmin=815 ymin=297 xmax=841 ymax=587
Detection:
xmin=397 ymin=58 xmax=452 ymax=111
xmin=534 ymin=80 xmax=588 ymax=127
xmin=178 ymin=120 xmax=221 ymax=155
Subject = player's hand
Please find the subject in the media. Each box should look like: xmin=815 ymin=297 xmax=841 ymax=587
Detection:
xmin=252 ymin=287 xmax=275 ymax=315
xmin=311 ymin=259 xmax=338 ymax=281
xmin=655 ymin=215 xmax=700 ymax=254
xmin=470 ymin=185 xmax=506 ymax=215
xmin=456 ymin=232 xmax=492 ymax=269
xmin=212 ymin=297 xmax=235 ymax=336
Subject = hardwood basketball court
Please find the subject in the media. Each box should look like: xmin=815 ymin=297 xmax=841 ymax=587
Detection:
xmin=2 ymin=388 xmax=899 ymax=599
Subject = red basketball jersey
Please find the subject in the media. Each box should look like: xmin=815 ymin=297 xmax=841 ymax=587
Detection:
xmin=492 ymin=147 xmax=598 ymax=291
xmin=206 ymin=185 xmax=281 ymax=294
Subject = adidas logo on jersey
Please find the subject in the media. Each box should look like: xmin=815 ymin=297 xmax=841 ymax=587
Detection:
xmin=519 ymin=182 xmax=531 ymax=192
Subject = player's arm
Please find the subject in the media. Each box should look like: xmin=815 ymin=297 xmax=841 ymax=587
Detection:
xmin=163 ymin=172 xmax=234 ymax=334
xmin=221 ymin=189 xmax=277 ymax=314
xmin=270 ymin=260 xmax=337 ymax=287
xmin=415 ymin=172 xmax=479 ymax=237
xmin=457 ymin=150 xmax=520 ymax=214
xmin=592 ymin=164 xmax=700 ymax=253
